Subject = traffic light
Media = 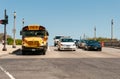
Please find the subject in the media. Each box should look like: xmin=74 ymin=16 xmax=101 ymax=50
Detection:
xmin=0 ymin=19 xmax=7 ymax=24
xmin=0 ymin=15 xmax=8 ymax=25
xmin=5 ymin=15 xmax=8 ymax=24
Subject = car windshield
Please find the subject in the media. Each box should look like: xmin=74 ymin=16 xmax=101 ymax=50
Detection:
xmin=61 ymin=38 xmax=74 ymax=42
xmin=55 ymin=36 xmax=62 ymax=39
xmin=74 ymin=39 xmax=79 ymax=42
xmin=87 ymin=40 xmax=100 ymax=44
xmin=80 ymin=40 xmax=88 ymax=43
xmin=22 ymin=30 xmax=45 ymax=37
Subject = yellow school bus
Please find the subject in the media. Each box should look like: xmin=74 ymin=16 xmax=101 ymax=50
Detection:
xmin=20 ymin=24 xmax=49 ymax=55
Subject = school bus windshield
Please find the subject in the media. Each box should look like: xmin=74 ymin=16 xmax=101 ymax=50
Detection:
xmin=22 ymin=30 xmax=45 ymax=37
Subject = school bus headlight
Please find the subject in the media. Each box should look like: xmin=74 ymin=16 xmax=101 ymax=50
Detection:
xmin=40 ymin=42 xmax=44 ymax=46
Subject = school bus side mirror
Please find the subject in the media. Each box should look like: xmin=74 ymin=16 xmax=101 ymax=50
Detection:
xmin=20 ymin=31 xmax=22 ymax=35
xmin=47 ymin=31 xmax=49 ymax=36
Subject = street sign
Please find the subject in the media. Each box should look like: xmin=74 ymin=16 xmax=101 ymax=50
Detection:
xmin=0 ymin=20 xmax=3 ymax=24
xmin=0 ymin=19 xmax=8 ymax=24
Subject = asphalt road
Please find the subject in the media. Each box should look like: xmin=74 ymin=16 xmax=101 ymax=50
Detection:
xmin=0 ymin=46 xmax=120 ymax=79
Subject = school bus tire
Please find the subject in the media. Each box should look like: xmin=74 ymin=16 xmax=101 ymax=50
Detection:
xmin=42 ymin=46 xmax=47 ymax=55
xmin=22 ymin=50 xmax=26 ymax=55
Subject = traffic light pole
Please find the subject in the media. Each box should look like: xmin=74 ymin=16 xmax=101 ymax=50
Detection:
xmin=2 ymin=9 xmax=7 ymax=51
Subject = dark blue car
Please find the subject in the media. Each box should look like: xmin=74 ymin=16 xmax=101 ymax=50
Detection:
xmin=84 ymin=40 xmax=102 ymax=51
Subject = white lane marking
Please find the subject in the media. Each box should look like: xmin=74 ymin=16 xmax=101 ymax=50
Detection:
xmin=0 ymin=66 xmax=16 ymax=79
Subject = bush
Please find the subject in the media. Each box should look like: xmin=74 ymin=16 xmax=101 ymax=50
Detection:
xmin=7 ymin=38 xmax=13 ymax=45
xmin=16 ymin=39 xmax=22 ymax=45
xmin=7 ymin=38 xmax=22 ymax=45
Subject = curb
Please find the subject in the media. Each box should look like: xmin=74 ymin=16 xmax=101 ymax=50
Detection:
xmin=0 ymin=45 xmax=21 ymax=57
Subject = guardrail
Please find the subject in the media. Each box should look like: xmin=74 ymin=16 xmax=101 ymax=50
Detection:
xmin=104 ymin=42 xmax=120 ymax=48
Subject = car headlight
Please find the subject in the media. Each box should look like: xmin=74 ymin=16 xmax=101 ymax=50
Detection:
xmin=88 ymin=46 xmax=91 ymax=47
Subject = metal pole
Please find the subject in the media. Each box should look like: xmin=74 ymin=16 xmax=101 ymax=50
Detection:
xmin=2 ymin=9 xmax=7 ymax=51
xmin=83 ymin=33 xmax=85 ymax=40
xmin=94 ymin=26 xmax=96 ymax=40
xmin=12 ymin=11 xmax=16 ymax=48
xmin=80 ymin=36 xmax=81 ymax=40
xmin=111 ymin=19 xmax=113 ymax=46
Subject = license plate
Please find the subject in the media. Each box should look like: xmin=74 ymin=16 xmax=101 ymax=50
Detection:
xmin=32 ymin=49 xmax=36 ymax=51
xmin=67 ymin=46 xmax=70 ymax=48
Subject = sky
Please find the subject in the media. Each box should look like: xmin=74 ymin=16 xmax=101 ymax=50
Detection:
xmin=0 ymin=0 xmax=120 ymax=45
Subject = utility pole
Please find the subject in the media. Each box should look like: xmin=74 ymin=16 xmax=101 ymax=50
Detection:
xmin=12 ymin=11 xmax=16 ymax=48
xmin=2 ymin=9 xmax=8 ymax=51
xmin=83 ymin=33 xmax=86 ymax=40
xmin=94 ymin=26 xmax=96 ymax=40
xmin=111 ymin=19 xmax=114 ymax=46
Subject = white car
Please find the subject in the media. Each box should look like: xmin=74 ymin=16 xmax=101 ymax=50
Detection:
xmin=57 ymin=37 xmax=76 ymax=51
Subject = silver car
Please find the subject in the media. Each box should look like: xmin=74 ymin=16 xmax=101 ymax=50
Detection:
xmin=77 ymin=40 xmax=88 ymax=49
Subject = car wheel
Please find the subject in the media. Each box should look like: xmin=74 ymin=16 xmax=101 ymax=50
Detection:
xmin=73 ymin=50 xmax=76 ymax=51
xmin=84 ymin=46 xmax=88 ymax=50
xmin=58 ymin=48 xmax=60 ymax=51
xmin=98 ymin=48 xmax=102 ymax=51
